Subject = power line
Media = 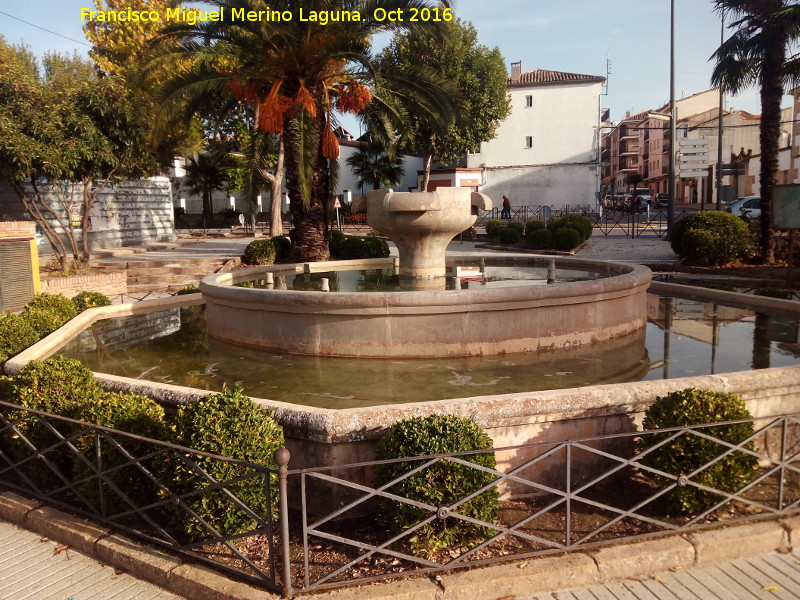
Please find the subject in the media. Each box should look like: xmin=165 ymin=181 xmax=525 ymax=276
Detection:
xmin=0 ymin=10 xmax=91 ymax=48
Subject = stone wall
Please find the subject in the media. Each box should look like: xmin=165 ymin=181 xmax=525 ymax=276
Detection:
xmin=40 ymin=271 xmax=127 ymax=300
xmin=0 ymin=177 xmax=176 ymax=252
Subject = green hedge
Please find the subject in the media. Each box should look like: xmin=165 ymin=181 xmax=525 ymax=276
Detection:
xmin=0 ymin=313 xmax=41 ymax=365
xmin=524 ymin=220 xmax=545 ymax=237
xmin=243 ymin=239 xmax=277 ymax=265
xmin=72 ymin=291 xmax=111 ymax=313
xmin=497 ymin=227 xmax=521 ymax=245
xmin=373 ymin=415 xmax=498 ymax=556
xmin=553 ymin=227 xmax=582 ymax=250
xmin=526 ymin=228 xmax=554 ymax=250
xmin=270 ymin=235 xmax=292 ymax=261
xmin=637 ymin=388 xmax=758 ymax=513
xmin=669 ymin=211 xmax=755 ymax=266
xmin=485 ymin=219 xmax=503 ymax=238
xmin=330 ymin=233 xmax=389 ymax=259
xmin=170 ymin=386 xmax=285 ymax=537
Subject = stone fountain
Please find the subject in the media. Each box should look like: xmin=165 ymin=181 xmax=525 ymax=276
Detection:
xmin=200 ymin=187 xmax=651 ymax=358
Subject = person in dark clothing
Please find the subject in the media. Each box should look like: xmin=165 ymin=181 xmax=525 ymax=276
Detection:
xmin=501 ymin=195 xmax=511 ymax=219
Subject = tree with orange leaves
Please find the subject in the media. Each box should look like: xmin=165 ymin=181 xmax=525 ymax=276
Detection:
xmin=153 ymin=0 xmax=455 ymax=261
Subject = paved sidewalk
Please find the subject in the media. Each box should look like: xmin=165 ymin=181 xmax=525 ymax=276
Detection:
xmin=525 ymin=550 xmax=800 ymax=600
xmin=0 ymin=521 xmax=180 ymax=600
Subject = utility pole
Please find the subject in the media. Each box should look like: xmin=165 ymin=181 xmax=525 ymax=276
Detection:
xmin=715 ymin=8 xmax=725 ymax=210
xmin=667 ymin=0 xmax=677 ymax=233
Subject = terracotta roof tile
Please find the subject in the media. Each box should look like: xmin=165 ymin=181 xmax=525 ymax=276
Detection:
xmin=509 ymin=69 xmax=605 ymax=86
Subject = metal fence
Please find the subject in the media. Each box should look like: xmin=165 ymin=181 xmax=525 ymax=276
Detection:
xmin=1 ymin=400 xmax=797 ymax=598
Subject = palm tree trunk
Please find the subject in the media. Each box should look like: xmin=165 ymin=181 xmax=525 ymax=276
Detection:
xmin=284 ymin=108 xmax=330 ymax=262
xmin=758 ymin=32 xmax=786 ymax=265
xmin=270 ymin=139 xmax=285 ymax=237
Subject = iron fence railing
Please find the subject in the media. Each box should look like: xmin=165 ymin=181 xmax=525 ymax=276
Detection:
xmin=1 ymin=399 xmax=797 ymax=597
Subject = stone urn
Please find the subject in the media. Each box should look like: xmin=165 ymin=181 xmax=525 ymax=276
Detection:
xmin=351 ymin=188 xmax=492 ymax=281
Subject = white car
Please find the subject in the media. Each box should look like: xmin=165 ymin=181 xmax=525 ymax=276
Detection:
xmin=726 ymin=196 xmax=761 ymax=219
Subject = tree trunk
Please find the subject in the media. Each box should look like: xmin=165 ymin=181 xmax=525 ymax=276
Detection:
xmin=421 ymin=154 xmax=433 ymax=192
xmin=202 ymin=191 xmax=212 ymax=219
xmin=284 ymin=106 xmax=329 ymax=262
xmin=270 ymin=139 xmax=285 ymax=237
xmin=758 ymin=30 xmax=786 ymax=265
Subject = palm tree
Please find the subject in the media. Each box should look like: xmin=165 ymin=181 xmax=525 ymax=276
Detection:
xmin=154 ymin=0 xmax=454 ymax=261
xmin=711 ymin=0 xmax=800 ymax=264
xmin=183 ymin=153 xmax=227 ymax=218
xmin=346 ymin=138 xmax=405 ymax=191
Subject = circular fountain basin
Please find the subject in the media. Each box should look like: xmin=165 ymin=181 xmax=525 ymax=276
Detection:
xmin=200 ymin=256 xmax=651 ymax=358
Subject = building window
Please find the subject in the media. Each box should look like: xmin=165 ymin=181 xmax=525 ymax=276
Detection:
xmin=525 ymin=95 xmax=533 ymax=107
xmin=525 ymin=136 xmax=533 ymax=148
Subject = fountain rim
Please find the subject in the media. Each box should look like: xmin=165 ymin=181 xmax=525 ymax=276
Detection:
xmin=199 ymin=255 xmax=652 ymax=310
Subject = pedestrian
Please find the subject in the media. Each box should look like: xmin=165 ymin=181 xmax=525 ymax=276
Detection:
xmin=501 ymin=195 xmax=511 ymax=219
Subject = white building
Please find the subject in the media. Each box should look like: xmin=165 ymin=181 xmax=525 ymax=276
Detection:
xmin=466 ymin=63 xmax=605 ymax=208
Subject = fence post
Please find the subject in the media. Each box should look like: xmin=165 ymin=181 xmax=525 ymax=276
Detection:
xmin=274 ymin=448 xmax=293 ymax=598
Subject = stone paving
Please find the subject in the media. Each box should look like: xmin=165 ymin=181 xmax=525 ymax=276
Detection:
xmin=0 ymin=521 xmax=180 ymax=600
xmin=525 ymin=550 xmax=800 ymax=600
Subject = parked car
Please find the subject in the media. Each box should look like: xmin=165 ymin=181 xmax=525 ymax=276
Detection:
xmin=656 ymin=193 xmax=670 ymax=208
xmin=726 ymin=196 xmax=761 ymax=219
xmin=633 ymin=188 xmax=653 ymax=208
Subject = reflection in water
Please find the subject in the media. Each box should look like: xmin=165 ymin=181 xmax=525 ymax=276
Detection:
xmin=56 ymin=294 xmax=800 ymax=409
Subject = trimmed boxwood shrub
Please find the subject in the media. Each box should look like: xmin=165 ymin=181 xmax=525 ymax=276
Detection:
xmin=363 ymin=236 xmax=390 ymax=258
xmin=170 ymin=386 xmax=285 ymax=537
xmin=329 ymin=230 xmax=346 ymax=256
xmin=524 ymin=220 xmax=545 ymax=237
xmin=24 ymin=293 xmax=78 ymax=322
xmin=497 ymin=226 xmax=521 ymax=245
xmin=72 ymin=291 xmax=111 ymax=313
xmin=669 ymin=211 xmax=755 ymax=266
xmin=507 ymin=221 xmax=525 ymax=236
xmin=373 ymin=415 xmax=498 ymax=556
xmin=71 ymin=391 xmax=169 ymax=512
xmin=243 ymin=239 xmax=277 ymax=265
xmin=0 ymin=312 xmax=41 ymax=365
xmin=554 ymin=215 xmax=592 ymax=242
xmin=527 ymin=228 xmax=554 ymax=250
xmin=485 ymin=219 xmax=503 ymax=239
xmin=270 ymin=235 xmax=292 ymax=261
xmin=755 ymin=287 xmax=792 ymax=299
xmin=553 ymin=227 xmax=582 ymax=250
xmin=637 ymin=388 xmax=758 ymax=514
xmin=12 ymin=356 xmax=105 ymax=415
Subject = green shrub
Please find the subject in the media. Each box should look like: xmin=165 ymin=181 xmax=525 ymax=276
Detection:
xmin=175 ymin=284 xmax=200 ymax=295
xmin=363 ymin=236 xmax=390 ymax=258
xmin=524 ymin=220 xmax=545 ymax=237
xmin=12 ymin=356 xmax=104 ymax=415
xmin=72 ymin=291 xmax=111 ymax=313
xmin=329 ymin=230 xmax=346 ymax=256
xmin=485 ymin=219 xmax=503 ymax=238
xmin=637 ymin=388 xmax=758 ymax=514
xmin=507 ymin=221 xmax=525 ymax=235
xmin=3 ymin=357 xmax=106 ymax=483
xmin=373 ymin=415 xmax=498 ymax=556
xmin=526 ymin=228 xmax=554 ymax=250
xmin=0 ymin=312 xmax=41 ymax=365
xmin=24 ymin=293 xmax=78 ymax=321
xmin=755 ymin=287 xmax=792 ymax=299
xmin=669 ymin=211 xmax=755 ymax=266
xmin=270 ymin=235 xmax=292 ymax=261
xmin=555 ymin=215 xmax=593 ymax=242
xmin=497 ymin=227 xmax=521 ymax=245
xmin=71 ymin=391 xmax=169 ymax=513
xmin=171 ymin=386 xmax=285 ymax=537
xmin=243 ymin=239 xmax=277 ymax=265
xmin=338 ymin=236 xmax=368 ymax=259
xmin=553 ymin=227 xmax=582 ymax=250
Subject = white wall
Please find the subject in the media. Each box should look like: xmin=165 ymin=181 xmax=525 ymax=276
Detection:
xmin=467 ymin=80 xmax=602 ymax=207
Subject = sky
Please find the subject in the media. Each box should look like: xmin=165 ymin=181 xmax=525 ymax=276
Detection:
xmin=0 ymin=0 xmax=791 ymax=128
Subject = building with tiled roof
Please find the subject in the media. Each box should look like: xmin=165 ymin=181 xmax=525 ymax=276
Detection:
xmin=465 ymin=61 xmax=606 ymax=208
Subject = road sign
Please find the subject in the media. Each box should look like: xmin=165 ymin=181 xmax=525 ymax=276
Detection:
xmin=679 ymin=170 xmax=709 ymax=178
xmin=679 ymin=138 xmax=709 ymax=147
xmin=721 ymin=163 xmax=745 ymax=175
xmin=333 ymin=198 xmax=342 ymax=209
